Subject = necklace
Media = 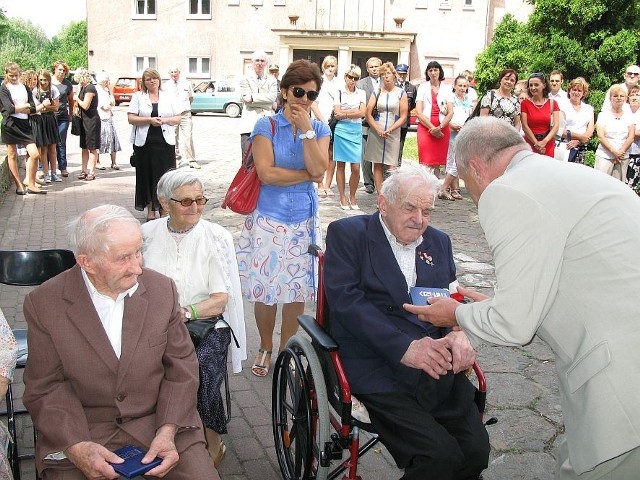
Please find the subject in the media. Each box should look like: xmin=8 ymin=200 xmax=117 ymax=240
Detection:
xmin=167 ymin=220 xmax=196 ymax=235
xmin=532 ymin=99 xmax=548 ymax=109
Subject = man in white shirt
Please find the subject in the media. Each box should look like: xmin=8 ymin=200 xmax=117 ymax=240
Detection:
xmin=601 ymin=64 xmax=640 ymax=113
xmin=23 ymin=205 xmax=217 ymax=479
xmin=239 ymin=50 xmax=278 ymax=159
xmin=168 ymin=67 xmax=199 ymax=169
xmin=548 ymin=70 xmax=568 ymax=141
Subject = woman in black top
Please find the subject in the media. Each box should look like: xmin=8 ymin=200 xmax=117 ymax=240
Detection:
xmin=74 ymin=69 xmax=101 ymax=180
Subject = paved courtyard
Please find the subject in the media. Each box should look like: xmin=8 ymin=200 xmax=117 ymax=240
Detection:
xmin=0 ymin=107 xmax=561 ymax=479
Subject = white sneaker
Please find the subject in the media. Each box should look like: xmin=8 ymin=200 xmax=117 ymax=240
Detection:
xmin=43 ymin=173 xmax=52 ymax=184
xmin=51 ymin=173 xmax=62 ymax=182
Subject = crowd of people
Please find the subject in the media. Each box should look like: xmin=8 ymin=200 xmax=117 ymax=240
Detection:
xmin=2 ymin=55 xmax=640 ymax=480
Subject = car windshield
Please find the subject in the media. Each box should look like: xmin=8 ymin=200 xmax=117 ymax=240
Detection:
xmin=116 ymin=78 xmax=136 ymax=87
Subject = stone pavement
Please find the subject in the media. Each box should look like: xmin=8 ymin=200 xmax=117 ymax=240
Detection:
xmin=0 ymin=108 xmax=560 ymax=479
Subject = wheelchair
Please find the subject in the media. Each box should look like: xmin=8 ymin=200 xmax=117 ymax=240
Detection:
xmin=272 ymin=246 xmax=491 ymax=480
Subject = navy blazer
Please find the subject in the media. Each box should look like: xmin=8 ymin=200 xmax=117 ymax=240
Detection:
xmin=324 ymin=213 xmax=455 ymax=394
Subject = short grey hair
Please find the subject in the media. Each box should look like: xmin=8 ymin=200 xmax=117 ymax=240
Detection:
xmin=344 ymin=65 xmax=362 ymax=79
xmin=252 ymin=50 xmax=268 ymax=62
xmin=68 ymin=205 xmax=140 ymax=256
xmin=73 ymin=68 xmax=93 ymax=85
xmin=455 ymin=117 xmax=526 ymax=174
xmin=156 ymin=169 xmax=203 ymax=200
xmin=380 ymin=163 xmax=439 ymax=206
xmin=95 ymin=71 xmax=109 ymax=84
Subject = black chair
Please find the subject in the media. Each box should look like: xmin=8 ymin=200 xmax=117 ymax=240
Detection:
xmin=0 ymin=249 xmax=76 ymax=480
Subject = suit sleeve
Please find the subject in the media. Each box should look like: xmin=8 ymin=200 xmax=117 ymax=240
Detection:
xmin=23 ymin=293 xmax=93 ymax=453
xmin=324 ymin=221 xmax=414 ymax=367
xmin=154 ymin=280 xmax=201 ymax=430
xmin=456 ymin=184 xmax=565 ymax=346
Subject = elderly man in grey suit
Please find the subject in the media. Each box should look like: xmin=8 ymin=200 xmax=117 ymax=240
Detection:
xmin=239 ymin=50 xmax=278 ymax=159
xmin=23 ymin=205 xmax=217 ymax=479
xmin=406 ymin=116 xmax=640 ymax=479
xmin=356 ymin=56 xmax=382 ymax=194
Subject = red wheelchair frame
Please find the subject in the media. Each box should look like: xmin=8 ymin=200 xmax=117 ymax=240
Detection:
xmin=271 ymin=246 xmax=488 ymax=480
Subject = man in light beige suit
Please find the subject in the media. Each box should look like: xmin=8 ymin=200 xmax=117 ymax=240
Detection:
xmin=405 ymin=117 xmax=640 ymax=479
xmin=23 ymin=205 xmax=217 ymax=479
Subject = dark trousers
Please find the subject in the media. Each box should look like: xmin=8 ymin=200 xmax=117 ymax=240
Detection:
xmin=358 ymin=372 xmax=489 ymax=480
xmin=56 ymin=118 xmax=70 ymax=170
xmin=361 ymin=133 xmax=373 ymax=187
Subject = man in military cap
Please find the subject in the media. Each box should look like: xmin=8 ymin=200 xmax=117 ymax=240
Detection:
xmin=269 ymin=65 xmax=282 ymax=112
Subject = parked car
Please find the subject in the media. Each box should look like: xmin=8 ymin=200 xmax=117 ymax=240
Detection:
xmin=191 ymin=80 xmax=243 ymax=118
xmin=113 ymin=77 xmax=141 ymax=105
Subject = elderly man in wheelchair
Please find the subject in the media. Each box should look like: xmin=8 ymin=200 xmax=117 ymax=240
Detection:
xmin=325 ymin=163 xmax=488 ymax=479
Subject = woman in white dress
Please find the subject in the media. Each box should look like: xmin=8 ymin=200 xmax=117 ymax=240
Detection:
xmin=96 ymin=72 xmax=122 ymax=169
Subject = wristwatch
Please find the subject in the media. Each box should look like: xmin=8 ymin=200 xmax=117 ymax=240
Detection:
xmin=299 ymin=130 xmax=316 ymax=140
xmin=183 ymin=307 xmax=192 ymax=320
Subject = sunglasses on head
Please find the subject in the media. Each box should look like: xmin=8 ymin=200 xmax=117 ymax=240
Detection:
xmin=290 ymin=87 xmax=319 ymax=101
xmin=170 ymin=197 xmax=208 ymax=207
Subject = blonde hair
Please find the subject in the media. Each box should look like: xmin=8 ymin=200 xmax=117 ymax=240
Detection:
xmin=344 ymin=65 xmax=361 ymax=79
xmin=73 ymin=68 xmax=93 ymax=85
xmin=3 ymin=62 xmax=20 ymax=85
xmin=567 ymin=77 xmax=590 ymax=99
xmin=609 ymin=84 xmax=627 ymax=98
xmin=378 ymin=62 xmax=396 ymax=77
xmin=140 ymin=68 xmax=161 ymax=93
xmin=322 ymin=56 xmax=337 ymax=71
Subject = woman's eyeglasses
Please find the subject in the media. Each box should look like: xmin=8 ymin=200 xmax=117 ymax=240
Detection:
xmin=345 ymin=75 xmax=359 ymax=81
xmin=170 ymin=197 xmax=209 ymax=207
xmin=290 ymin=87 xmax=319 ymax=101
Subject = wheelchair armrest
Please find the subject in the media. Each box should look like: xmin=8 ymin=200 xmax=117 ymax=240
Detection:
xmin=298 ymin=314 xmax=339 ymax=352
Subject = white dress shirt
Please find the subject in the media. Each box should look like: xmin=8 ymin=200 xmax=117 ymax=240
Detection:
xmin=379 ymin=215 xmax=423 ymax=291
xmin=80 ymin=269 xmax=138 ymax=359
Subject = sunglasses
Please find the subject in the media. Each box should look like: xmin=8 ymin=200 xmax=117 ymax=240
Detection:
xmin=170 ymin=197 xmax=208 ymax=207
xmin=290 ymin=87 xmax=319 ymax=101
xmin=626 ymin=72 xmax=640 ymax=77
xmin=345 ymin=74 xmax=359 ymax=80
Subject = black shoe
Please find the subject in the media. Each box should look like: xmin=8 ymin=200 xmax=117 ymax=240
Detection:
xmin=365 ymin=184 xmax=375 ymax=194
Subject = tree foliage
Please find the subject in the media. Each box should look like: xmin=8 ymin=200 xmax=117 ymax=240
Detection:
xmin=475 ymin=0 xmax=640 ymax=113
xmin=0 ymin=17 xmax=87 ymax=73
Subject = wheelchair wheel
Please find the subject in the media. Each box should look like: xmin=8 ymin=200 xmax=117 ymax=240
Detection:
xmin=272 ymin=335 xmax=330 ymax=480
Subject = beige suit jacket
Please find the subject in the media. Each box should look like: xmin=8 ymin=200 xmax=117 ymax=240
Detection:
xmin=23 ymin=265 xmax=203 ymax=473
xmin=239 ymin=73 xmax=277 ymax=134
xmin=456 ymin=151 xmax=640 ymax=474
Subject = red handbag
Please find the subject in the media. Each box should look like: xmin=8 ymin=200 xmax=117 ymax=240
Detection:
xmin=222 ymin=117 xmax=276 ymax=215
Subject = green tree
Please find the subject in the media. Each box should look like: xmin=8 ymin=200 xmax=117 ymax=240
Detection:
xmin=475 ymin=0 xmax=640 ymax=113
xmin=47 ymin=21 xmax=88 ymax=71
xmin=0 ymin=18 xmax=49 ymax=70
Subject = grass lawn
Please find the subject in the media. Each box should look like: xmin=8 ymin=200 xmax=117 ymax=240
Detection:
xmin=402 ymin=135 xmax=419 ymax=162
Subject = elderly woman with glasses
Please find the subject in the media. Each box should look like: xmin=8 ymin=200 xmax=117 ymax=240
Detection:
xmin=141 ymin=169 xmax=246 ymax=469
xmin=128 ymin=68 xmax=182 ymax=221
xmin=236 ymin=59 xmax=329 ymax=378
xmin=521 ymin=72 xmax=561 ymax=157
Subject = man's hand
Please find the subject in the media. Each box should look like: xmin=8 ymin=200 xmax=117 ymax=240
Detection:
xmin=444 ymin=330 xmax=476 ymax=373
xmin=403 ymin=286 xmax=490 ymax=327
xmin=403 ymin=297 xmax=459 ymax=327
xmin=400 ymin=337 xmax=453 ymax=379
xmin=65 ymin=441 xmax=122 ymax=480
xmin=143 ymin=424 xmax=179 ymax=478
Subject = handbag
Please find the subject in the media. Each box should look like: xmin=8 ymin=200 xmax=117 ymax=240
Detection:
xmin=222 ymin=116 xmax=276 ymax=215
xmin=327 ymin=91 xmax=342 ymax=135
xmin=186 ymin=318 xmax=222 ymax=349
xmin=70 ymin=114 xmax=81 ymax=136
xmin=130 ymin=126 xmax=138 ymax=167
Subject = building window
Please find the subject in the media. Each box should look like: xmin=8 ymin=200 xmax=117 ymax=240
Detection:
xmin=463 ymin=0 xmax=474 ymax=9
xmin=133 ymin=0 xmax=156 ymax=17
xmin=228 ymin=0 xmax=240 ymax=5
xmin=439 ymin=0 xmax=452 ymax=10
xmin=188 ymin=0 xmax=211 ymax=17
xmin=135 ymin=56 xmax=157 ymax=74
xmin=274 ymin=0 xmax=286 ymax=5
xmin=250 ymin=0 xmax=264 ymax=6
xmin=415 ymin=0 xmax=428 ymax=8
xmin=188 ymin=57 xmax=211 ymax=78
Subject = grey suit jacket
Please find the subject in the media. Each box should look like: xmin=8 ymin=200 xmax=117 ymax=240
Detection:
xmin=456 ymin=150 xmax=640 ymax=474
xmin=23 ymin=266 xmax=203 ymax=474
xmin=239 ymin=73 xmax=277 ymax=133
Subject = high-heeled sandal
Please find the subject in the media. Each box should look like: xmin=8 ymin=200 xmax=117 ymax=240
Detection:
xmin=438 ymin=189 xmax=454 ymax=201
xmin=251 ymin=348 xmax=272 ymax=377
xmin=451 ymin=189 xmax=463 ymax=200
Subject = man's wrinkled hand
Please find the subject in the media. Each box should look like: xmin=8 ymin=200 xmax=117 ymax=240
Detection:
xmin=400 ymin=337 xmax=452 ymax=379
xmin=403 ymin=296 xmax=459 ymax=327
xmin=143 ymin=424 xmax=179 ymax=478
xmin=444 ymin=331 xmax=476 ymax=373
xmin=65 ymin=441 xmax=122 ymax=480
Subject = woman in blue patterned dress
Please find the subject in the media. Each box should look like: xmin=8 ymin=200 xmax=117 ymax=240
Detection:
xmin=236 ymin=60 xmax=330 ymax=377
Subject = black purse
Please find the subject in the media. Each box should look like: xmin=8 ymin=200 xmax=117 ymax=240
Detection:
xmin=130 ymin=146 xmax=137 ymax=168
xmin=186 ymin=318 xmax=220 ymax=349
xmin=70 ymin=114 xmax=81 ymax=136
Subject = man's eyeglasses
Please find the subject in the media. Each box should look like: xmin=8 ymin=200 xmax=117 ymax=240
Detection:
xmin=626 ymin=72 xmax=640 ymax=77
xmin=170 ymin=197 xmax=209 ymax=207
xmin=290 ymin=87 xmax=319 ymax=101
xmin=254 ymin=59 xmax=266 ymax=63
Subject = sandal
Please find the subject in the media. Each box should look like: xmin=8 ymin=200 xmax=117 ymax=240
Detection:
xmin=438 ymin=189 xmax=454 ymax=201
xmin=451 ymin=189 xmax=463 ymax=200
xmin=77 ymin=172 xmax=87 ymax=180
xmin=85 ymin=174 xmax=96 ymax=181
xmin=213 ymin=441 xmax=226 ymax=468
xmin=111 ymin=164 xmax=120 ymax=170
xmin=251 ymin=348 xmax=272 ymax=377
